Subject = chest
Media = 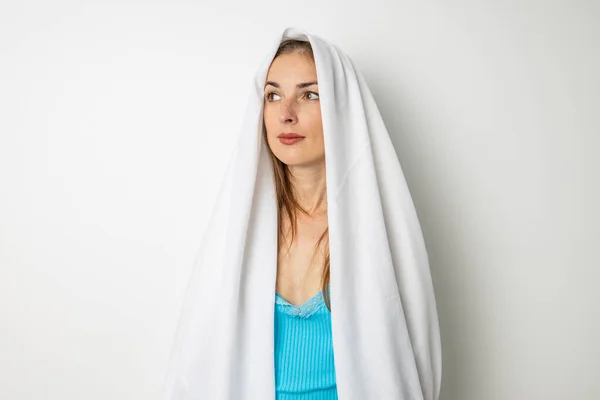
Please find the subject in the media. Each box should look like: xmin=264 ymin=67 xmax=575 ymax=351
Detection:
xmin=276 ymin=213 xmax=328 ymax=304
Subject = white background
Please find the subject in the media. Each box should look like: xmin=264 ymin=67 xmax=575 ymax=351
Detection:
xmin=1 ymin=1 xmax=598 ymax=399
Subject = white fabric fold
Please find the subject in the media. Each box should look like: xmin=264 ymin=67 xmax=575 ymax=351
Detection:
xmin=163 ymin=26 xmax=442 ymax=400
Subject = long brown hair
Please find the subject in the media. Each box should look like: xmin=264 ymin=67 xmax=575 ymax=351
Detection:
xmin=264 ymin=39 xmax=331 ymax=309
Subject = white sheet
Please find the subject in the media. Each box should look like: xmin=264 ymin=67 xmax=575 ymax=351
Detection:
xmin=163 ymin=26 xmax=442 ymax=400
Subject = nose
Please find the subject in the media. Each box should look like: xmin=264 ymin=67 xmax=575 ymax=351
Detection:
xmin=278 ymin=99 xmax=297 ymax=125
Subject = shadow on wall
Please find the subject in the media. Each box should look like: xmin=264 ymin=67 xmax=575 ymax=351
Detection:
xmin=363 ymin=69 xmax=490 ymax=400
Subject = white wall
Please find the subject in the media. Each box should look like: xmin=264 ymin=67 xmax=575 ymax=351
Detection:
xmin=1 ymin=1 xmax=598 ymax=399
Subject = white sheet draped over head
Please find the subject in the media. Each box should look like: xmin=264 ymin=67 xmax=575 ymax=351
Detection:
xmin=163 ymin=26 xmax=442 ymax=400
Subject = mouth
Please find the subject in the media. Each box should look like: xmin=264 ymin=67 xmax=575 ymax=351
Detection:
xmin=278 ymin=132 xmax=305 ymax=145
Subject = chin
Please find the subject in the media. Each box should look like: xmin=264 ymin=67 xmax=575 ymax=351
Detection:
xmin=275 ymin=153 xmax=325 ymax=169
xmin=267 ymin=138 xmax=324 ymax=167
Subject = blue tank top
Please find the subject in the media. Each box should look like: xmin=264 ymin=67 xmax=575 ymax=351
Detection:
xmin=274 ymin=290 xmax=338 ymax=399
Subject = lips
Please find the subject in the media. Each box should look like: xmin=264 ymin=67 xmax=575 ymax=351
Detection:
xmin=278 ymin=132 xmax=305 ymax=145
xmin=278 ymin=132 xmax=304 ymax=139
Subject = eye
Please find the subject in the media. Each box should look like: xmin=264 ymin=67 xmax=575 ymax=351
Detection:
xmin=305 ymin=91 xmax=319 ymax=100
xmin=265 ymin=92 xmax=281 ymax=101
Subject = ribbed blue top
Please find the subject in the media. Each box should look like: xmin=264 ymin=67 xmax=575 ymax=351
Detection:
xmin=274 ymin=290 xmax=338 ymax=399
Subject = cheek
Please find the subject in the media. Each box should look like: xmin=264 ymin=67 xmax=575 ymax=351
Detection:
xmin=263 ymin=107 xmax=278 ymax=133
xmin=307 ymin=110 xmax=324 ymax=138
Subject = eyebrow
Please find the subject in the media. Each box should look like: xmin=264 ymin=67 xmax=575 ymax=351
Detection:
xmin=264 ymin=81 xmax=318 ymax=89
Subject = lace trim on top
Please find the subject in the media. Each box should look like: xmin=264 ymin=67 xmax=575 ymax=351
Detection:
xmin=275 ymin=290 xmax=327 ymax=319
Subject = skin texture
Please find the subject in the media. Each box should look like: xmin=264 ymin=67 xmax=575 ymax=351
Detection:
xmin=263 ymin=51 xmax=329 ymax=306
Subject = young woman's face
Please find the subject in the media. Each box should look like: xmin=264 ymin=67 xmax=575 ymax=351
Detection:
xmin=263 ymin=51 xmax=324 ymax=168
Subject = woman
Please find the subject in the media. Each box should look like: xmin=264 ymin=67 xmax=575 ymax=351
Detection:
xmin=164 ymin=27 xmax=442 ymax=400
xmin=265 ymin=39 xmax=336 ymax=398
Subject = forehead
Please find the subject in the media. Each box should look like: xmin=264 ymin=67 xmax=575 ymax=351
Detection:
xmin=266 ymin=52 xmax=317 ymax=84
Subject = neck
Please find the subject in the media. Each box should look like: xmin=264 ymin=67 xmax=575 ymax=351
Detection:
xmin=287 ymin=162 xmax=327 ymax=216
